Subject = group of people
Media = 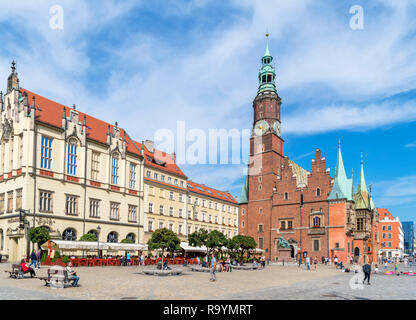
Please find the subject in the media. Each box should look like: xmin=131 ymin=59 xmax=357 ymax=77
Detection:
xmin=301 ymin=255 xmax=344 ymax=270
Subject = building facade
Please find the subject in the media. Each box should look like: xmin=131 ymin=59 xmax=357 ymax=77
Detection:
xmin=378 ymin=208 xmax=404 ymax=259
xmin=0 ymin=63 xmax=238 ymax=262
xmin=238 ymin=38 xmax=379 ymax=264
xmin=402 ymin=221 xmax=414 ymax=256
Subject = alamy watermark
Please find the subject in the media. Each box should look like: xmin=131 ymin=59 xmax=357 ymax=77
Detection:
xmin=49 ymin=5 xmax=64 ymax=30
xmin=349 ymin=5 xmax=364 ymax=30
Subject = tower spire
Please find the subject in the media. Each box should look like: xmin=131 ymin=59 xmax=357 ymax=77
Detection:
xmin=257 ymin=34 xmax=276 ymax=95
xmin=328 ymin=141 xmax=353 ymax=200
xmin=357 ymin=152 xmax=368 ymax=193
xmin=7 ymin=60 xmax=19 ymax=93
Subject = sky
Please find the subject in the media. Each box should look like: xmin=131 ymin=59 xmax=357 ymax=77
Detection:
xmin=0 ymin=0 xmax=415 ymax=224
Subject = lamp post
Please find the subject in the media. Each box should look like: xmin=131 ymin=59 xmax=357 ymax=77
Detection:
xmin=97 ymin=226 xmax=101 ymax=258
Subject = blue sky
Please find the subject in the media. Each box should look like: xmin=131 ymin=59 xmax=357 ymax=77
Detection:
xmin=1 ymin=0 xmax=415 ymax=223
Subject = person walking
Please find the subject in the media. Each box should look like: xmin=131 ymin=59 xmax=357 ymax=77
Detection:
xmin=209 ymin=253 xmax=217 ymax=282
xmin=306 ymin=256 xmax=311 ymax=270
xmin=140 ymin=253 xmax=144 ymax=266
xmin=314 ymin=257 xmax=318 ymax=270
xmin=298 ymin=256 xmax=302 ymax=268
xmin=36 ymin=249 xmax=41 ymax=269
xmin=362 ymin=263 xmax=371 ymax=285
xmin=321 ymin=256 xmax=325 ymax=264
xmin=126 ymin=252 xmax=131 ymax=266
xmin=29 ymin=249 xmax=37 ymax=269
xmin=334 ymin=256 xmax=338 ymax=268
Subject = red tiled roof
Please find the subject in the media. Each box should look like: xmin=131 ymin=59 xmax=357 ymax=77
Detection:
xmin=187 ymin=180 xmax=237 ymax=204
xmin=134 ymin=141 xmax=187 ymax=179
xmin=377 ymin=208 xmax=394 ymax=220
xmin=21 ymin=88 xmax=141 ymax=157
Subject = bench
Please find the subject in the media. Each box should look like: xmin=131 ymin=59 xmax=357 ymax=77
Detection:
xmin=38 ymin=268 xmax=76 ymax=288
xmin=4 ymin=264 xmax=24 ymax=279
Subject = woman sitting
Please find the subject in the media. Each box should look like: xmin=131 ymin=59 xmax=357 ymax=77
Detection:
xmin=20 ymin=259 xmax=36 ymax=278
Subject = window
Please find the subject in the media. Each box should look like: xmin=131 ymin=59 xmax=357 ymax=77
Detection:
xmin=209 ymin=201 xmax=212 ymax=209
xmin=179 ymin=194 xmax=183 ymax=202
xmin=215 ymin=216 xmax=218 ymax=223
xmin=40 ymin=136 xmax=52 ymax=169
xmin=110 ymin=202 xmax=120 ymax=220
xmin=228 ymin=218 xmax=231 ymax=225
xmin=91 ymin=151 xmax=100 ymax=180
xmin=284 ymin=192 xmax=289 ymax=200
xmin=126 ymin=233 xmax=135 ymax=242
xmin=258 ymin=184 xmax=262 ymax=191
xmin=39 ymin=191 xmax=53 ymax=212
xmin=312 ymin=216 xmax=321 ymax=227
xmin=242 ymin=221 xmax=245 ymax=228
xmin=234 ymin=219 xmax=237 ymax=226
xmin=169 ymin=207 xmax=174 ymax=216
xmin=202 ymin=200 xmax=206 ymax=207
xmin=128 ymin=205 xmax=137 ymax=222
xmin=154 ymin=173 xmax=158 ymax=180
xmin=215 ymin=203 xmax=218 ymax=210
xmin=258 ymin=224 xmax=263 ymax=232
xmin=242 ymin=208 xmax=245 ymax=216
xmin=381 ymin=242 xmax=386 ymax=248
xmin=16 ymin=189 xmax=22 ymax=210
xmin=388 ymin=225 xmax=392 ymax=231
xmin=161 ymin=175 xmax=165 ymax=182
xmin=382 ymin=225 xmax=386 ymax=231
xmin=188 ymin=225 xmax=192 ymax=235
xmin=0 ymin=193 xmax=4 ymax=214
xmin=18 ymin=136 xmax=23 ymax=168
xmin=313 ymin=239 xmax=320 ymax=251
xmin=107 ymin=232 xmax=118 ymax=243
xmin=194 ymin=212 xmax=198 ymax=220
xmin=111 ymin=154 xmax=119 ymax=185
xmin=146 ymin=170 xmax=151 ymax=178
xmin=7 ymin=191 xmax=13 ymax=213
xmin=388 ymin=233 xmax=392 ymax=239
xmin=187 ymin=210 xmax=191 ymax=219
xmin=174 ymin=179 xmax=178 ymax=185
xmin=169 ymin=191 xmax=174 ymax=200
xmin=159 ymin=221 xmax=164 ymax=229
xmin=180 ymin=181 xmax=184 ymax=187
xmin=316 ymin=188 xmax=321 ymax=197
xmin=62 ymin=228 xmax=76 ymax=241
xmin=178 ymin=224 xmax=182 ymax=234
xmin=202 ymin=213 xmax=206 ymax=222
xmin=148 ymin=220 xmax=154 ymax=231
xmin=335 ymin=243 xmax=340 ymax=249
xmin=148 ymin=203 xmax=153 ymax=213
xmin=222 ymin=204 xmax=225 ymax=212
xmin=129 ymin=163 xmax=136 ymax=189
xmin=382 ymin=233 xmax=386 ymax=239
xmin=159 ymin=205 xmax=164 ymax=215
xmin=258 ymin=176 xmax=262 ymax=183
xmin=357 ymin=218 xmax=364 ymax=231
xmin=178 ymin=208 xmax=183 ymax=218
xmin=89 ymin=199 xmax=100 ymax=218
xmin=258 ymin=237 xmax=263 ymax=249
xmin=195 ymin=198 xmax=199 ymax=205
xmin=209 ymin=214 xmax=212 ymax=222
xmin=65 ymin=195 xmax=78 ymax=215
xmin=168 ymin=177 xmax=172 ymax=183
xmin=388 ymin=242 xmax=392 ymax=248
xmin=169 ymin=223 xmax=174 ymax=231
xmin=280 ymin=220 xmax=286 ymax=229
xmin=66 ymin=139 xmax=77 ymax=175
xmin=259 ymin=208 xmax=263 ymax=214
xmin=288 ymin=220 xmax=293 ymax=229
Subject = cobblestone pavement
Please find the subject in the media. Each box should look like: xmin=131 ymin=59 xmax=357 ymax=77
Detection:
xmin=0 ymin=262 xmax=413 ymax=300
xmin=218 ymin=271 xmax=416 ymax=300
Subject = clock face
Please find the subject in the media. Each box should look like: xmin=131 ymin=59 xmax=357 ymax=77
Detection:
xmin=273 ymin=121 xmax=281 ymax=136
xmin=253 ymin=120 xmax=270 ymax=136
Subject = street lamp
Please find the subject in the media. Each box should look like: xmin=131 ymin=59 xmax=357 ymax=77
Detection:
xmin=97 ymin=226 xmax=101 ymax=258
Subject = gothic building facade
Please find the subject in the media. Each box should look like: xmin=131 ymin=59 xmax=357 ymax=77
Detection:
xmin=238 ymin=38 xmax=378 ymax=264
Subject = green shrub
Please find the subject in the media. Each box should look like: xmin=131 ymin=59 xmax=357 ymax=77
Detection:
xmin=62 ymin=255 xmax=69 ymax=263
xmin=41 ymin=253 xmax=48 ymax=262
xmin=52 ymin=250 xmax=61 ymax=262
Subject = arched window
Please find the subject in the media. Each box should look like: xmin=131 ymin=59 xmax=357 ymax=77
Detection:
xmin=88 ymin=229 xmax=98 ymax=238
xmin=62 ymin=228 xmax=77 ymax=241
xmin=316 ymin=188 xmax=321 ymax=197
xmin=107 ymin=231 xmax=118 ymax=243
xmin=126 ymin=233 xmax=135 ymax=243
xmin=284 ymin=192 xmax=289 ymax=200
xmin=111 ymin=153 xmax=119 ymax=185
xmin=312 ymin=216 xmax=321 ymax=228
xmin=67 ymin=138 xmax=78 ymax=175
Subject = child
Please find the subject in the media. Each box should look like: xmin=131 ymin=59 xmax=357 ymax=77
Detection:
xmin=374 ymin=264 xmax=379 ymax=274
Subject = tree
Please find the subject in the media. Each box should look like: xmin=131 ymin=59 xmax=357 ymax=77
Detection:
xmin=79 ymin=233 xmax=97 ymax=242
xmin=121 ymin=238 xmax=133 ymax=244
xmin=206 ymin=230 xmax=227 ymax=258
xmin=147 ymin=228 xmax=180 ymax=263
xmin=188 ymin=228 xmax=209 ymax=256
xmin=28 ymin=226 xmax=50 ymax=248
xmin=232 ymin=235 xmax=256 ymax=261
xmin=225 ymin=237 xmax=240 ymax=259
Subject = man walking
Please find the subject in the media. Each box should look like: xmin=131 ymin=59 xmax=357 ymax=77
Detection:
xmin=36 ymin=249 xmax=42 ymax=269
xmin=210 ymin=253 xmax=217 ymax=282
xmin=29 ymin=249 xmax=37 ymax=269
xmin=306 ymin=256 xmax=311 ymax=270
xmin=362 ymin=263 xmax=371 ymax=285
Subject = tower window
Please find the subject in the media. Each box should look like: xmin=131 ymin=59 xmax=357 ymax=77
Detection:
xmin=259 ymin=111 xmax=263 ymax=118
xmin=284 ymin=192 xmax=289 ymax=200
xmin=267 ymin=74 xmax=272 ymax=83
xmin=262 ymin=75 xmax=266 ymax=83
xmin=316 ymin=188 xmax=321 ymax=197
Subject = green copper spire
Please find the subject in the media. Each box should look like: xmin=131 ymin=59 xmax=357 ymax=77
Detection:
xmin=353 ymin=152 xmax=371 ymax=210
xmin=238 ymin=174 xmax=249 ymax=204
xmin=328 ymin=141 xmax=353 ymax=200
xmin=257 ymin=34 xmax=276 ymax=94
xmin=357 ymin=152 xmax=368 ymax=193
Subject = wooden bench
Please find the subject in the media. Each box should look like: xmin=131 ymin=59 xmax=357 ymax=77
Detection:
xmin=38 ymin=268 xmax=75 ymax=288
xmin=4 ymin=264 xmax=24 ymax=279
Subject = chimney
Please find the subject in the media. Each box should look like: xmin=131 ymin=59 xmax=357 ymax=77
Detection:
xmin=144 ymin=140 xmax=154 ymax=153
xmin=172 ymin=152 xmax=176 ymax=164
